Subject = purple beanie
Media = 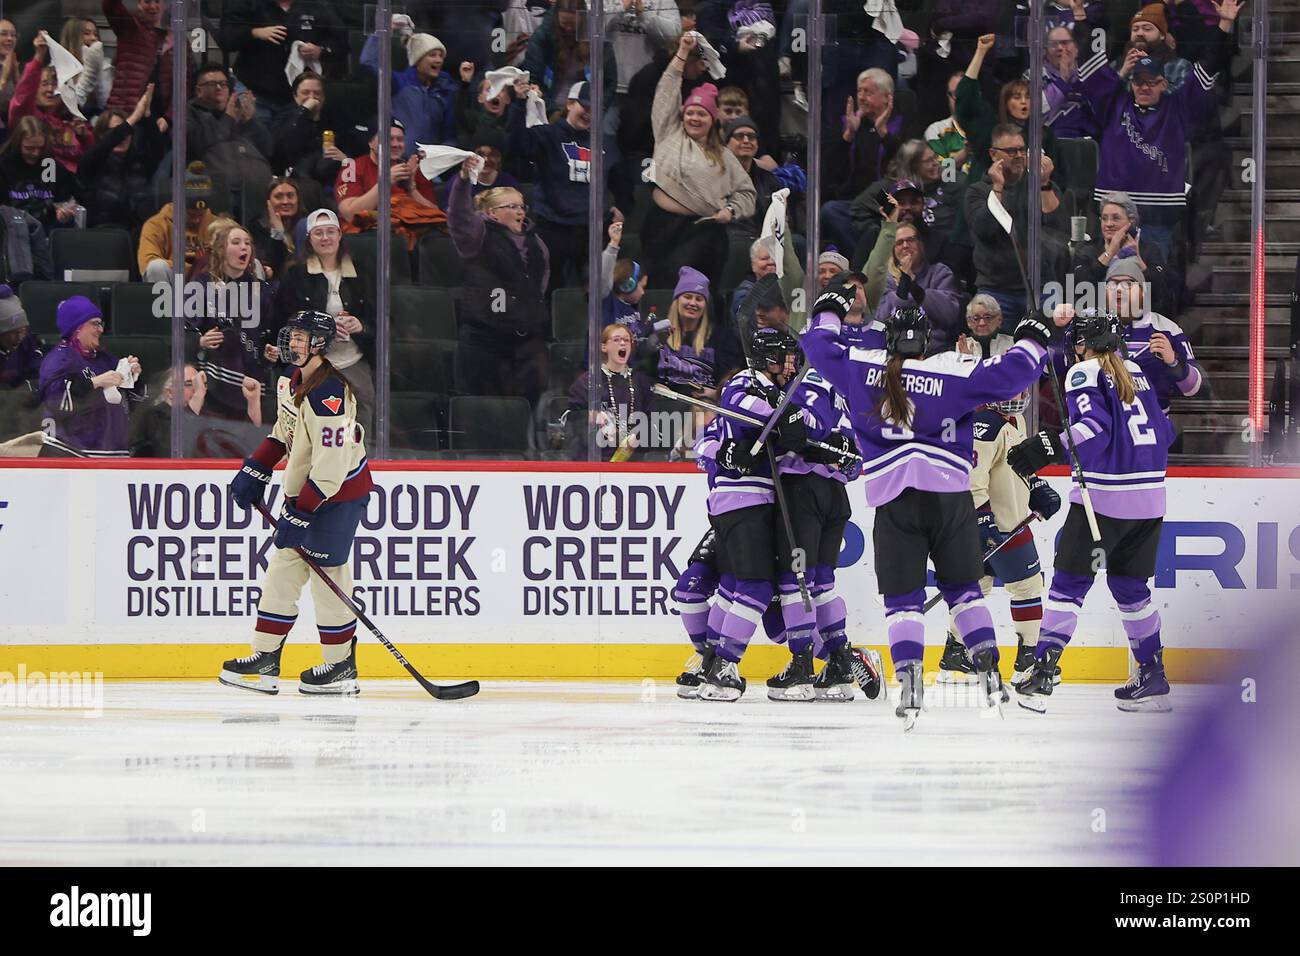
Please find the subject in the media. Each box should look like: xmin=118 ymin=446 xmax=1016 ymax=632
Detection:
xmin=673 ymin=266 xmax=710 ymax=301
xmin=57 ymin=295 xmax=102 ymax=339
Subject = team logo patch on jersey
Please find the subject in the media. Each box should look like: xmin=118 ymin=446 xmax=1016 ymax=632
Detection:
xmin=562 ymin=142 xmax=591 ymax=183
xmin=321 ymin=396 xmax=342 ymax=414
xmin=1070 ymin=370 xmax=1088 ymax=388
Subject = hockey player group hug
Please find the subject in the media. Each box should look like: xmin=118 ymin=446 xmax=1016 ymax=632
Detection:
xmin=673 ymin=261 xmax=1190 ymax=729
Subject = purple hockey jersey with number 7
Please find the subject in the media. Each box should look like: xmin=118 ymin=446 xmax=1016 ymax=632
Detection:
xmin=1062 ymin=357 xmax=1174 ymax=519
xmin=801 ymin=310 xmax=1048 ymax=507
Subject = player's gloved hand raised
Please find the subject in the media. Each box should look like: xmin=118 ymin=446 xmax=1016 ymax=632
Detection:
xmin=230 ymin=456 xmax=272 ymax=509
xmin=1007 ymin=429 xmax=1065 ymax=476
xmin=1027 ymin=475 xmax=1062 ymax=519
xmin=976 ymin=507 xmax=1007 ymax=552
xmin=813 ymin=281 xmax=855 ymax=322
xmin=273 ymin=499 xmax=313 ymax=550
xmin=1013 ymin=309 xmax=1055 ymax=349
xmin=774 ymin=407 xmax=808 ymax=452
xmin=716 ymin=437 xmax=755 ymax=475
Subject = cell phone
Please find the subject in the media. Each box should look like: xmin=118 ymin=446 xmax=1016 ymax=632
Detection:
xmin=874 ymin=188 xmax=891 ymax=210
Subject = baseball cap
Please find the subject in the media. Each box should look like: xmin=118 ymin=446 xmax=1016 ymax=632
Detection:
xmin=305 ymin=208 xmax=340 ymax=233
xmin=568 ymin=81 xmax=591 ymax=107
xmin=890 ymin=179 xmax=923 ymax=197
xmin=1132 ymin=56 xmax=1162 ymax=81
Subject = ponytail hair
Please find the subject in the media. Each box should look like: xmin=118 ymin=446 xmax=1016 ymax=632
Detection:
xmin=1098 ymin=352 xmax=1136 ymax=404
xmin=872 ymin=354 xmax=915 ymax=428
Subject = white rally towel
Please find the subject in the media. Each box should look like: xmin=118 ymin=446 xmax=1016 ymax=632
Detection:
xmin=102 ymin=357 xmax=138 ymax=406
xmin=759 ymin=187 xmax=791 ymax=279
xmin=284 ymin=40 xmax=321 ymax=87
xmin=736 ymin=21 xmax=776 ymax=47
xmin=485 ymin=67 xmax=528 ymax=102
xmin=687 ymin=31 xmax=726 ymax=80
xmin=418 ymin=145 xmax=480 ymax=184
xmin=43 ymin=33 xmax=86 ymax=121
xmin=525 ymin=88 xmax=548 ymax=128
xmin=863 ymin=1 xmax=905 ymax=44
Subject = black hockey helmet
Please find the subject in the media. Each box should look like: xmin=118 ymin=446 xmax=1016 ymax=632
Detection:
xmin=1070 ymin=309 xmax=1125 ymax=356
xmin=747 ymin=325 xmax=802 ymax=374
xmin=886 ymin=306 xmax=930 ymax=358
xmin=277 ymin=309 xmax=336 ymax=365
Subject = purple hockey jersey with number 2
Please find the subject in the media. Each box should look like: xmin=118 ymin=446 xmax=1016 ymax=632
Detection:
xmin=801 ymin=310 xmax=1049 ymax=507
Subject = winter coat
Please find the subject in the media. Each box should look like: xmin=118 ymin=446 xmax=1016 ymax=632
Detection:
xmin=137 ymin=202 xmax=218 ymax=274
xmin=103 ymin=0 xmax=190 ymax=123
xmin=7 ymin=59 xmax=96 ymax=173
xmin=218 ymin=0 xmax=348 ymax=108
xmin=75 ymin=117 xmax=164 ymax=231
xmin=0 ymin=329 xmax=43 ymax=390
xmin=0 ymin=205 xmax=52 ymax=285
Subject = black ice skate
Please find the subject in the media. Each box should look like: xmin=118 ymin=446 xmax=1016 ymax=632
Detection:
xmin=1012 ymin=638 xmax=1062 ymax=687
xmin=218 ymin=639 xmax=285 ymax=695
xmin=1016 ymin=646 xmax=1063 ymax=714
xmin=813 ymin=644 xmax=855 ymax=701
xmin=676 ymin=646 xmax=716 ymax=700
xmin=936 ymin=632 xmax=977 ymax=684
xmin=767 ymin=644 xmax=815 ymax=701
xmin=849 ymin=645 xmax=887 ymax=702
xmin=1115 ymin=650 xmax=1172 ymax=713
xmin=698 ymin=654 xmax=745 ymax=702
xmin=299 ymin=639 xmax=360 ymax=696
xmin=972 ymin=649 xmax=1009 ymax=715
xmin=895 ymin=662 xmax=923 ymax=731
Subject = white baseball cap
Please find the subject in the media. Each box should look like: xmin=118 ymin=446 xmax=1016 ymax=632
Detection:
xmin=306 ymin=208 xmax=340 ymax=233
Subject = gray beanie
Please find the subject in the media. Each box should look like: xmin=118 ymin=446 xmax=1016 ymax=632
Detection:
xmin=0 ymin=285 xmax=28 ymax=335
xmin=1105 ymin=255 xmax=1145 ymax=284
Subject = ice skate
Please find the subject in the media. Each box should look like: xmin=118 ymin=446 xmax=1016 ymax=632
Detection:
xmin=676 ymin=646 xmax=716 ymax=700
xmin=849 ymin=645 xmax=887 ymax=702
xmin=895 ymin=662 xmax=923 ymax=731
xmin=936 ymin=632 xmax=977 ymax=684
xmin=299 ymin=639 xmax=360 ymax=696
xmin=698 ymin=655 xmax=744 ymax=702
xmin=973 ymin=649 xmax=1008 ymax=716
xmin=813 ymin=644 xmax=855 ymax=701
xmin=218 ymin=640 xmax=285 ymax=695
xmin=1115 ymin=650 xmax=1172 ymax=713
xmin=766 ymin=644 xmax=815 ymax=701
xmin=1010 ymin=639 xmax=1037 ymax=686
xmin=1016 ymin=646 xmax=1062 ymax=714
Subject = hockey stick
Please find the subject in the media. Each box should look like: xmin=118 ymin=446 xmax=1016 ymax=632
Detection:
xmin=921 ymin=512 xmax=1039 ymax=613
xmin=749 ymin=364 xmax=812 ymax=456
xmin=985 ymin=190 xmax=1102 ymax=542
xmin=253 ymin=500 xmax=480 ymax=701
xmin=651 ymin=384 xmax=863 ymax=462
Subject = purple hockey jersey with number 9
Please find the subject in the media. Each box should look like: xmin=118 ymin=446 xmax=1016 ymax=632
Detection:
xmin=1063 ymin=358 xmax=1174 ymax=519
xmin=801 ymin=311 xmax=1048 ymax=507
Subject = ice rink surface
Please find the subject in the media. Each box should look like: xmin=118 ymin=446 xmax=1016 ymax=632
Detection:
xmin=0 ymin=679 xmax=1205 ymax=866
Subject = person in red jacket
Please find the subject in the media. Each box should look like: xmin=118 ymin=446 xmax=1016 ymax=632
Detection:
xmin=7 ymin=33 xmax=95 ymax=174
xmin=103 ymin=0 xmax=189 ymax=131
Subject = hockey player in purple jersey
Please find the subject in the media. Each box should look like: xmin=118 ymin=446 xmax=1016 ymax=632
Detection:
xmin=1008 ymin=309 xmax=1176 ymax=713
xmin=802 ymin=283 xmax=1071 ymax=728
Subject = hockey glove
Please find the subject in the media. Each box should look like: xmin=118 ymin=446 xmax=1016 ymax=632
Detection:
xmin=745 ymin=379 xmax=782 ymax=408
xmin=231 ymin=457 xmax=273 ymax=509
xmin=1027 ymin=475 xmax=1062 ymax=519
xmin=976 ymin=507 xmax=1007 ymax=553
xmin=804 ymin=432 xmax=860 ymax=470
xmin=1007 ymin=429 xmax=1066 ymax=476
xmin=774 ymin=407 xmax=809 ymax=452
xmin=716 ymin=437 xmax=756 ymax=475
xmin=274 ymin=499 xmax=314 ymax=551
xmin=812 ymin=281 xmax=855 ymax=322
xmin=1013 ymin=309 xmax=1055 ymax=349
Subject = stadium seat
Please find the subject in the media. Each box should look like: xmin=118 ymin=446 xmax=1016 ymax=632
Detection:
xmin=640 ymin=289 xmax=675 ymax=324
xmin=390 ymin=391 xmax=446 ymax=452
xmin=447 ymin=395 xmax=531 ymax=451
xmin=417 ymin=233 xmax=461 ymax=287
xmin=548 ymin=340 xmax=586 ymax=393
xmin=1054 ymin=137 xmax=1100 ymax=233
xmin=51 ymin=228 xmax=135 ymax=282
xmin=391 ymin=338 xmax=456 ymax=395
xmin=100 ymin=334 xmax=172 ymax=380
xmin=17 ymin=281 xmax=103 ymax=338
xmin=110 ymin=283 xmax=171 ymax=335
xmin=343 ymin=232 xmax=412 ymax=285
xmin=391 ymin=287 xmax=457 ymax=340
xmin=551 ymin=288 xmax=592 ymax=341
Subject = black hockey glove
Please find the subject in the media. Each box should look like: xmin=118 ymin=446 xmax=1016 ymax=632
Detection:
xmin=804 ymin=432 xmax=859 ymax=469
xmin=773 ymin=406 xmax=808 ymax=452
xmin=812 ymin=281 xmax=855 ymax=321
xmin=1007 ymin=429 xmax=1066 ymax=476
xmin=1013 ymin=309 xmax=1055 ymax=349
xmin=1027 ymin=475 xmax=1062 ymax=519
xmin=745 ymin=379 xmax=782 ymax=408
xmin=716 ymin=437 xmax=756 ymax=475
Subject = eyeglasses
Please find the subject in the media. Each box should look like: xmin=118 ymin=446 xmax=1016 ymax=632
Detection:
xmin=492 ymin=203 xmax=526 ymax=212
xmin=992 ymin=145 xmax=1027 ymax=156
xmin=968 ymin=312 xmax=997 ymax=322
xmin=1131 ymin=77 xmax=1163 ymax=89
xmin=1047 ymin=39 xmax=1076 ymax=49
xmin=894 ymin=236 xmax=920 ymax=246
xmin=86 ymin=319 xmax=105 ymax=330
xmin=729 ymin=132 xmax=758 ymax=142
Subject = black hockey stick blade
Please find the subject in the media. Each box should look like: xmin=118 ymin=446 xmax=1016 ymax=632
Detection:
xmin=252 ymin=500 xmax=480 ymax=700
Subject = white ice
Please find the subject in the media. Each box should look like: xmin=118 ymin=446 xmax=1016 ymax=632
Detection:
xmin=0 ymin=680 xmax=1205 ymax=866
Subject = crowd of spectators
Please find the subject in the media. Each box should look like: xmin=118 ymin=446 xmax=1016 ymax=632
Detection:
xmin=0 ymin=1 xmax=1249 ymax=462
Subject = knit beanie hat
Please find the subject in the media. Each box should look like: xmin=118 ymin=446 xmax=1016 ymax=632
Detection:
xmin=407 ymin=33 xmax=447 ymax=68
xmin=673 ymin=266 xmax=710 ymax=301
xmin=0 ymin=285 xmax=27 ymax=334
xmin=818 ymin=250 xmax=850 ymax=273
xmin=682 ymin=83 xmax=720 ymax=123
xmin=185 ymin=161 xmax=212 ymax=205
xmin=723 ymin=114 xmax=759 ymax=142
xmin=1130 ymin=3 xmax=1168 ymax=36
xmin=1106 ymin=256 xmax=1146 ymax=284
xmin=56 ymin=295 xmax=102 ymax=339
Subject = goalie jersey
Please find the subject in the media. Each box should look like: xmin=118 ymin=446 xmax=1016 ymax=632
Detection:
xmin=248 ymin=367 xmax=374 ymax=513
